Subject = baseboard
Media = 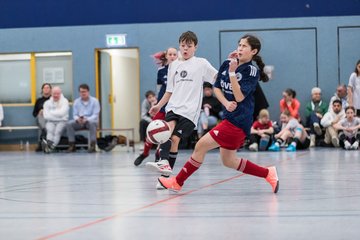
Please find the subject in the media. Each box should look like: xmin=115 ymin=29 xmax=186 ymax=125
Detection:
xmin=0 ymin=144 xmax=38 ymax=151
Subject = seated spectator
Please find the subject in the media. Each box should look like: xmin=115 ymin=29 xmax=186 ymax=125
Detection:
xmin=66 ymin=84 xmax=100 ymax=153
xmin=139 ymin=90 xmax=157 ymax=143
xmin=320 ymin=99 xmax=345 ymax=147
xmin=328 ymin=84 xmax=348 ymax=113
xmin=333 ymin=106 xmax=360 ymax=150
xmin=347 ymin=60 xmax=360 ymax=117
xmin=32 ymin=83 xmax=52 ymax=151
xmin=197 ymin=82 xmax=222 ymax=138
xmin=305 ymin=87 xmax=328 ymax=146
xmin=248 ymin=109 xmax=274 ymax=151
xmin=42 ymin=86 xmax=69 ymax=153
xmin=269 ymin=110 xmax=310 ymax=152
xmin=280 ymin=88 xmax=301 ymax=121
xmin=0 ymin=103 xmax=3 ymax=126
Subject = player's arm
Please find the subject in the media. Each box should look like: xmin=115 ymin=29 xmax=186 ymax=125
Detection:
xmin=228 ymin=58 xmax=244 ymax=102
xmin=214 ymin=88 xmax=237 ymax=112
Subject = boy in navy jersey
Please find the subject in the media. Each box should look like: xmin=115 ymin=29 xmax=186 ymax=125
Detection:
xmin=134 ymin=47 xmax=178 ymax=166
xmin=158 ymin=34 xmax=279 ymax=193
xmin=146 ymin=31 xmax=218 ymax=189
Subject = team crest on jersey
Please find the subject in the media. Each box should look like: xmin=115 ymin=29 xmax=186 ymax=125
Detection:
xmin=236 ymin=72 xmax=242 ymax=81
xmin=180 ymin=70 xmax=187 ymax=78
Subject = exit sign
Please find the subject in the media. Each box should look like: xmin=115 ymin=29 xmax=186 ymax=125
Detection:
xmin=106 ymin=34 xmax=127 ymax=47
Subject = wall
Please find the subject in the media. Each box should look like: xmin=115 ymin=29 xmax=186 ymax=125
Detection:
xmin=0 ymin=15 xmax=359 ymax=142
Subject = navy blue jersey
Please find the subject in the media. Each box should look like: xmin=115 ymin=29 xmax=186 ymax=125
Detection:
xmin=214 ymin=60 xmax=259 ymax=135
xmin=157 ymin=65 xmax=168 ymax=113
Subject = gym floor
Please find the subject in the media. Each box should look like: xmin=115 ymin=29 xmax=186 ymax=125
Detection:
xmin=0 ymin=147 xmax=359 ymax=240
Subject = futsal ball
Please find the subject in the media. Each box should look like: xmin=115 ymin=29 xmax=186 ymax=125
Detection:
xmin=146 ymin=120 xmax=171 ymax=144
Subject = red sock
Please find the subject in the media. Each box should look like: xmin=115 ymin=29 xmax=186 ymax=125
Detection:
xmin=237 ymin=158 xmax=269 ymax=178
xmin=143 ymin=138 xmax=153 ymax=156
xmin=176 ymin=157 xmax=202 ymax=186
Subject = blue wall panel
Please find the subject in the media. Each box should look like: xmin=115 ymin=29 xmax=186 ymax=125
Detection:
xmin=338 ymin=27 xmax=360 ymax=84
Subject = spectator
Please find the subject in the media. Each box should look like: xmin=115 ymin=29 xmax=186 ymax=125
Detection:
xmin=66 ymin=84 xmax=100 ymax=153
xmin=0 ymin=103 xmax=3 ymax=126
xmin=347 ymin=60 xmax=360 ymax=117
xmin=328 ymin=84 xmax=348 ymax=113
xmin=248 ymin=109 xmax=274 ymax=151
xmin=305 ymin=87 xmax=328 ymax=146
xmin=197 ymin=82 xmax=222 ymax=138
xmin=320 ymin=99 xmax=345 ymax=147
xmin=280 ymin=88 xmax=301 ymax=121
xmin=333 ymin=106 xmax=360 ymax=150
xmin=42 ymin=86 xmax=69 ymax=153
xmin=269 ymin=110 xmax=310 ymax=152
xmin=139 ymin=90 xmax=157 ymax=143
xmin=32 ymin=83 xmax=52 ymax=151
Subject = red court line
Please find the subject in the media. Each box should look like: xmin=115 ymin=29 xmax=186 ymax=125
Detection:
xmin=36 ymin=151 xmax=309 ymax=240
xmin=36 ymin=173 xmax=246 ymax=240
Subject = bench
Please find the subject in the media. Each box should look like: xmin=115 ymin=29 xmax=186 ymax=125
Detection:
xmin=97 ymin=128 xmax=135 ymax=152
xmin=60 ymin=128 xmax=135 ymax=152
xmin=0 ymin=126 xmax=39 ymax=131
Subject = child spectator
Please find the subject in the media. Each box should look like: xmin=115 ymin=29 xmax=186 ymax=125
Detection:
xmin=248 ymin=109 xmax=274 ymax=151
xmin=333 ymin=106 xmax=360 ymax=150
xmin=269 ymin=110 xmax=310 ymax=152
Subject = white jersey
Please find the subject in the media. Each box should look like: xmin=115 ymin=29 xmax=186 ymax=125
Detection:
xmin=348 ymin=72 xmax=360 ymax=109
xmin=165 ymin=56 xmax=217 ymax=126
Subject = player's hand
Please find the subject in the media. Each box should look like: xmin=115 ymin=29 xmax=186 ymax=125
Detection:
xmin=227 ymin=50 xmax=238 ymax=59
xmin=229 ymin=58 xmax=238 ymax=73
xmin=149 ymin=105 xmax=160 ymax=116
xmin=225 ymin=101 xmax=237 ymax=112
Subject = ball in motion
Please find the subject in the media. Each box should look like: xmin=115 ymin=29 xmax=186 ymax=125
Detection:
xmin=146 ymin=120 xmax=171 ymax=144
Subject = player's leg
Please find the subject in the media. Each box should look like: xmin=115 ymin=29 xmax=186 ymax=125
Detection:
xmin=158 ymin=132 xmax=219 ymax=191
xmin=220 ymin=148 xmax=279 ymax=193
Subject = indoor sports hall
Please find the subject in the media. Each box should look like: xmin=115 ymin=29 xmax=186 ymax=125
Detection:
xmin=0 ymin=1 xmax=359 ymax=239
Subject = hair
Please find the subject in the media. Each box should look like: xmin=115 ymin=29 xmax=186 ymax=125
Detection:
xmin=345 ymin=106 xmax=355 ymax=113
xmin=179 ymin=31 xmax=198 ymax=46
xmin=311 ymin=87 xmax=321 ymax=95
xmin=284 ymin=88 xmax=296 ymax=98
xmin=354 ymin=59 xmax=360 ymax=76
xmin=152 ymin=47 xmax=176 ymax=67
xmin=281 ymin=109 xmax=291 ymax=117
xmin=240 ymin=34 xmax=269 ymax=82
xmin=78 ymin=83 xmax=90 ymax=91
xmin=41 ymin=83 xmax=52 ymax=93
xmin=145 ymin=90 xmax=156 ymax=98
xmin=332 ymin=99 xmax=342 ymax=105
xmin=203 ymin=82 xmax=213 ymax=89
xmin=258 ymin=109 xmax=270 ymax=119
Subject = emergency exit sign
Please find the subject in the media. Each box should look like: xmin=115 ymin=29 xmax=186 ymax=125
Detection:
xmin=106 ymin=34 xmax=127 ymax=47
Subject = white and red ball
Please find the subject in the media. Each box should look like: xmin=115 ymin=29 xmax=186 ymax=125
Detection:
xmin=146 ymin=120 xmax=171 ymax=144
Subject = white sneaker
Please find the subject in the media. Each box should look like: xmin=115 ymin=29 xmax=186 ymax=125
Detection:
xmin=156 ymin=181 xmax=166 ymax=190
xmin=344 ymin=140 xmax=351 ymax=150
xmin=310 ymin=134 xmax=316 ymax=147
xmin=313 ymin=122 xmax=322 ymax=136
xmin=248 ymin=143 xmax=258 ymax=151
xmin=146 ymin=159 xmax=172 ymax=175
xmin=351 ymin=141 xmax=359 ymax=150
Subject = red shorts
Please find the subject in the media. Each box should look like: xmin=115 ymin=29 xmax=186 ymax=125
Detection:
xmin=209 ymin=119 xmax=246 ymax=150
xmin=153 ymin=112 xmax=166 ymax=120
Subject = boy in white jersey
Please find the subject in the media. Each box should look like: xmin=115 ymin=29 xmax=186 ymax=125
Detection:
xmin=146 ymin=31 xmax=218 ymax=188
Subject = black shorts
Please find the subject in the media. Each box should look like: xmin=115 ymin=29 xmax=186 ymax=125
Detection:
xmin=165 ymin=111 xmax=195 ymax=138
xmin=297 ymin=136 xmax=310 ymax=150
